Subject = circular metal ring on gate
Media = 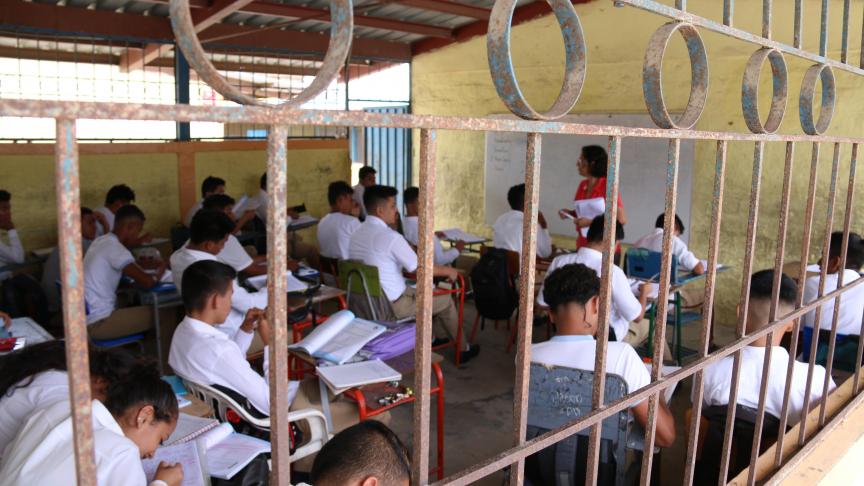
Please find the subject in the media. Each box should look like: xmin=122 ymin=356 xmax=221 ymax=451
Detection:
xmin=799 ymin=63 xmax=836 ymax=135
xmin=642 ymin=22 xmax=709 ymax=130
xmin=741 ymin=48 xmax=788 ymax=134
xmin=486 ymin=0 xmax=586 ymax=120
xmin=169 ymin=0 xmax=353 ymax=108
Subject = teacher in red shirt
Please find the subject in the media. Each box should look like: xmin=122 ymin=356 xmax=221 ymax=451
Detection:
xmin=561 ymin=145 xmax=627 ymax=249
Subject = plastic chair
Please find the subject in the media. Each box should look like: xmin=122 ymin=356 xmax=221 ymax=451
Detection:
xmin=181 ymin=377 xmax=330 ymax=464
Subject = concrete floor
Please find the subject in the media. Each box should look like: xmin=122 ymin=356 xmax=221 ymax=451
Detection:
xmin=386 ymin=300 xmax=740 ymax=485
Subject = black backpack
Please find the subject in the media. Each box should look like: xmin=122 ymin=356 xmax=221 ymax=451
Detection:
xmin=470 ymin=248 xmax=518 ymax=320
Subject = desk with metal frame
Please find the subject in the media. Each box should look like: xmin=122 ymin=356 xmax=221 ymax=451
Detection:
xmin=138 ymin=283 xmax=184 ymax=374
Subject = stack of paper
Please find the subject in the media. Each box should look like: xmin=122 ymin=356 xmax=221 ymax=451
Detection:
xmin=317 ymin=359 xmax=402 ymax=395
xmin=573 ymin=197 xmax=605 ymax=237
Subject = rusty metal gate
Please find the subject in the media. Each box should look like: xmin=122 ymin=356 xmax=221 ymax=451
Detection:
xmin=4 ymin=0 xmax=864 ymax=484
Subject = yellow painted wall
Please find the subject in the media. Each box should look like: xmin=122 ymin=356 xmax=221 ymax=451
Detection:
xmin=0 ymin=141 xmax=350 ymax=252
xmin=412 ymin=0 xmax=864 ymax=325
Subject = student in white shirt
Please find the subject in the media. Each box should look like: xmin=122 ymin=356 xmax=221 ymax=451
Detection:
xmin=402 ymin=187 xmax=464 ymax=266
xmin=703 ymin=270 xmax=836 ymax=424
xmin=317 ymin=181 xmax=361 ymax=261
xmin=201 ymin=194 xmax=268 ymax=276
xmin=533 ymin=262 xmax=676 ymax=447
xmin=170 ymin=210 xmax=267 ymax=337
xmin=183 ymin=175 xmax=225 ymax=227
xmin=353 ymin=166 xmax=377 ymax=221
xmin=492 ymin=183 xmax=553 ymax=259
xmin=0 ymin=190 xmax=24 ymax=282
xmin=84 ymin=205 xmax=166 ymax=340
xmin=310 ymin=421 xmax=410 ymax=486
xmin=0 ymin=365 xmax=183 ymax=486
xmin=249 ymin=173 xmax=301 ymax=226
xmin=168 ymin=261 xmax=362 ymax=449
xmin=803 ymin=231 xmax=864 ymax=338
xmin=0 ymin=341 xmax=137 ymax=455
xmin=0 ymin=190 xmax=50 ymax=325
xmin=42 ymin=207 xmax=100 ymax=314
xmin=633 ymin=213 xmax=705 ymax=276
xmin=94 ymin=184 xmax=138 ymax=238
xmin=539 ymin=216 xmax=653 ymax=345
xmin=348 ymin=185 xmax=480 ymax=361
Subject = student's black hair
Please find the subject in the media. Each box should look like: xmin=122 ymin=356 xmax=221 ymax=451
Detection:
xmin=81 ymin=207 xmax=93 ymax=218
xmin=749 ymin=269 xmax=797 ymax=305
xmin=655 ymin=213 xmax=686 ymax=234
xmin=581 ymin=145 xmax=608 ymax=178
xmin=113 ymin=204 xmax=146 ymax=228
xmin=201 ymin=176 xmax=226 ymax=198
xmin=189 ymin=209 xmax=235 ymax=245
xmin=104 ymin=364 xmax=178 ymax=424
xmin=202 ymin=194 xmax=236 ymax=212
xmin=542 ymin=263 xmax=601 ymax=312
xmin=363 ymin=185 xmax=398 ymax=214
xmin=0 ymin=341 xmax=138 ymax=398
xmin=358 ymin=166 xmax=377 ymax=180
xmin=507 ymin=184 xmax=525 ymax=211
xmin=260 ymin=173 xmax=267 ymax=190
xmin=828 ymin=231 xmax=864 ymax=271
xmin=0 ymin=190 xmax=11 ymax=203
xmin=403 ymin=186 xmax=420 ymax=206
xmin=327 ymin=181 xmax=354 ymax=206
xmin=181 ymin=260 xmax=237 ymax=312
xmin=311 ymin=420 xmax=410 ymax=486
xmin=104 ymin=184 xmax=136 ymax=205
xmin=586 ymin=215 xmax=624 ymax=243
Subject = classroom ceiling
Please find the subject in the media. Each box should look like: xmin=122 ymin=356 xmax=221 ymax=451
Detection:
xmin=0 ymin=0 xmax=556 ymax=66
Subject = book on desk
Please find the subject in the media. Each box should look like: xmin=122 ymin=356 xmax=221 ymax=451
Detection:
xmin=247 ymin=271 xmax=314 ymax=294
xmin=288 ymin=309 xmax=386 ymax=365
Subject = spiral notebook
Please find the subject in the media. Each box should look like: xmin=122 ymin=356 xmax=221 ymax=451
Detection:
xmin=164 ymin=413 xmax=220 ymax=446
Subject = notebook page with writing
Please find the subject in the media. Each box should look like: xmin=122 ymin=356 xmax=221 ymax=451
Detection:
xmin=314 ymin=318 xmax=386 ymax=364
xmin=288 ymin=310 xmax=354 ymax=355
xmin=142 ymin=441 xmax=205 ymax=486
xmin=205 ymin=432 xmax=272 ymax=480
xmin=164 ymin=413 xmax=220 ymax=446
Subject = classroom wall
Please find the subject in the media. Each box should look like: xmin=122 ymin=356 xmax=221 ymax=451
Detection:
xmin=0 ymin=139 xmax=350 ymax=251
xmin=411 ymin=0 xmax=864 ymax=326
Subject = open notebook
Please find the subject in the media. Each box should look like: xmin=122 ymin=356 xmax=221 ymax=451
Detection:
xmin=247 ymin=271 xmax=310 ymax=294
xmin=288 ymin=309 xmax=386 ymax=364
xmin=317 ymin=359 xmax=402 ymax=395
xmin=144 ymin=423 xmax=271 ymax=482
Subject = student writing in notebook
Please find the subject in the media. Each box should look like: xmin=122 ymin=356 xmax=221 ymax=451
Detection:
xmin=632 ymin=213 xmax=705 ymax=276
xmin=94 ymin=184 xmax=140 ymax=238
xmin=492 ymin=183 xmax=552 ymax=259
xmin=402 ymin=186 xmax=464 ymax=266
xmin=0 ymin=190 xmax=49 ymax=325
xmin=168 ymin=260 xmax=366 ymax=472
xmin=317 ymin=181 xmax=362 ymax=261
xmin=201 ymin=194 xmax=271 ymax=277
xmin=309 ymin=421 xmax=410 ymax=486
xmin=42 ymin=207 xmax=100 ymax=314
xmin=0 ymin=341 xmax=139 ymax=457
xmin=184 ymin=175 xmax=226 ymax=227
xmin=0 ymin=365 xmax=183 ymax=486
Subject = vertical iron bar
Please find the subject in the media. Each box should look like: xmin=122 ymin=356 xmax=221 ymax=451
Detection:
xmin=820 ymin=143 xmax=856 ymax=424
xmin=820 ymin=0 xmax=829 ymax=57
xmin=266 ymin=125 xmax=290 ymax=486
xmin=762 ymin=0 xmax=772 ymax=39
xmin=841 ymin=0 xmax=851 ymax=63
xmin=724 ymin=0 xmax=734 ymax=26
xmin=683 ymin=140 xmax=727 ymax=486
xmin=55 ymin=118 xmax=96 ymax=486
xmin=798 ymin=142 xmax=840 ymax=445
xmin=775 ymin=142 xmax=821 ymax=466
xmin=794 ymin=0 xmax=804 ymax=48
xmin=585 ymin=136 xmax=621 ymax=485
xmin=718 ymin=141 xmax=764 ymax=485
xmin=639 ymin=138 xmax=680 ymax=486
xmin=746 ymin=141 xmax=795 ymax=485
xmin=412 ymin=128 xmax=436 ymax=486
xmin=509 ymin=132 xmax=542 ymax=486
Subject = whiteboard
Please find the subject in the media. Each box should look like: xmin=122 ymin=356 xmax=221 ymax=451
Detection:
xmin=484 ymin=114 xmax=695 ymax=244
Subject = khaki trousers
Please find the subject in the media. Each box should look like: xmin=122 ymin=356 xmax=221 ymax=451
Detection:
xmin=87 ymin=306 xmax=153 ymax=340
xmin=622 ymin=318 xmax=673 ymax=361
xmin=391 ymin=287 xmax=459 ymax=342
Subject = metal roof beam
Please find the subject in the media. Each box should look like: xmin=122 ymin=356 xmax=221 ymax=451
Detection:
xmin=392 ymin=0 xmax=490 ymax=20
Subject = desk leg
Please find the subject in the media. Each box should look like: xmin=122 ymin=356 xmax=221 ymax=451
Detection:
xmin=319 ymin=379 xmax=334 ymax=434
xmin=152 ymin=295 xmax=163 ymax=375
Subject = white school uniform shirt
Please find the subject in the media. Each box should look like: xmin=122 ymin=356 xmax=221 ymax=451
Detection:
xmin=348 ymin=216 xmax=416 ymax=302
xmin=702 ymin=346 xmax=836 ymax=424
xmin=538 ymin=247 xmax=642 ymax=341
xmin=93 ymin=206 xmax=115 ymax=237
xmin=402 ymin=216 xmax=460 ymax=266
xmin=317 ymin=212 xmax=361 ymax=260
xmin=0 ymin=229 xmax=25 ymax=282
xmin=83 ymin=233 xmax=136 ymax=324
xmin=802 ymin=269 xmax=864 ymax=336
xmin=170 ymin=247 xmax=267 ymax=337
xmin=169 ymin=316 xmax=299 ymax=415
xmin=217 ymin=234 xmax=254 ymax=273
xmin=183 ymin=199 xmax=204 ymax=227
xmin=632 ymin=228 xmax=700 ymax=272
xmin=352 ymin=184 xmax=367 ymax=219
xmin=0 ymin=399 xmax=166 ymax=486
xmin=250 ymin=189 xmax=268 ymax=224
xmin=42 ymin=239 xmax=93 ymax=313
xmin=492 ymin=210 xmax=552 ymax=259
xmin=531 ymin=335 xmax=651 ymax=399
xmin=0 ymin=370 xmax=69 ymax=457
